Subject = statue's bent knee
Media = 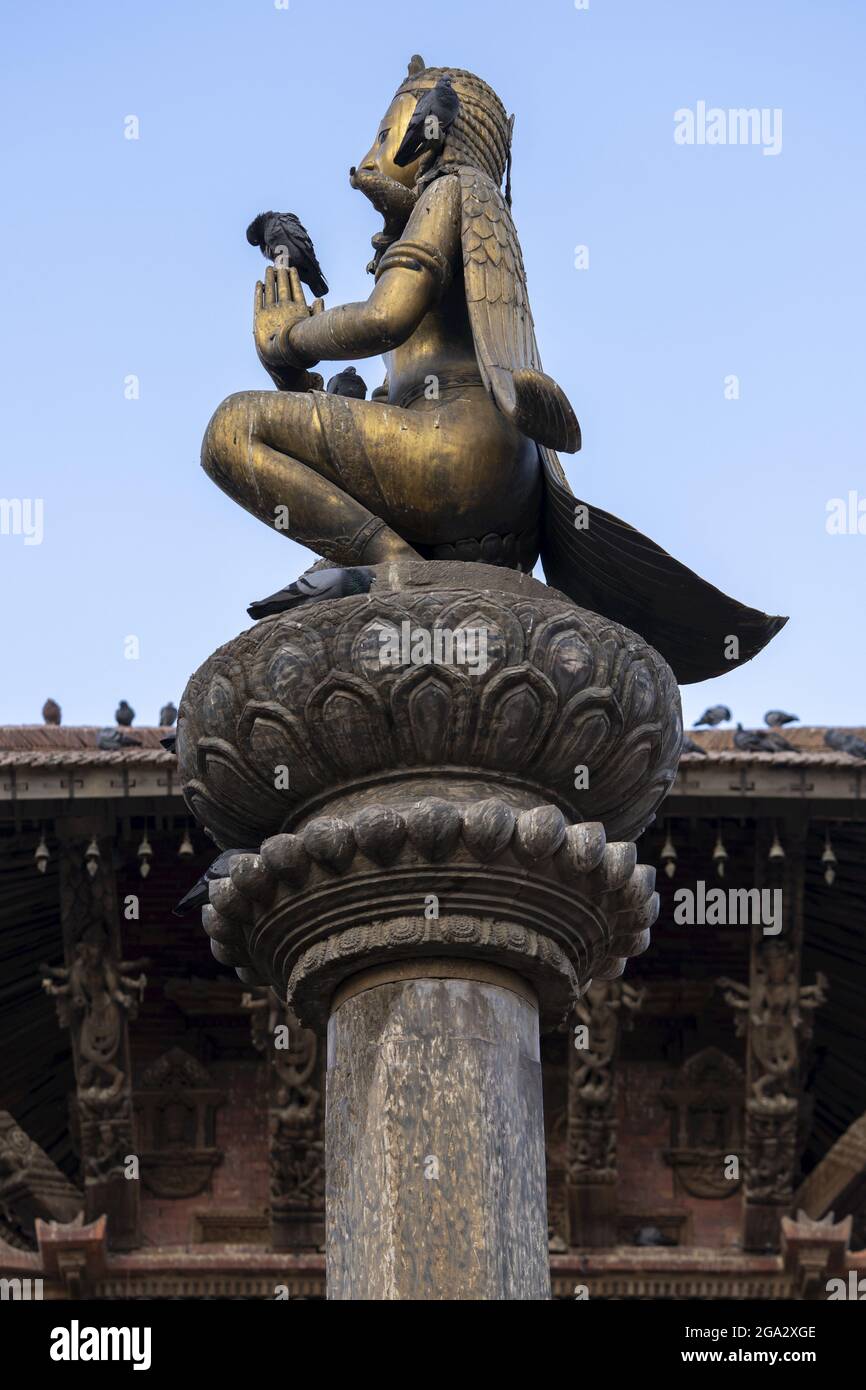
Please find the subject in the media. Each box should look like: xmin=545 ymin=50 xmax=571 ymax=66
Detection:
xmin=201 ymin=392 xmax=258 ymax=480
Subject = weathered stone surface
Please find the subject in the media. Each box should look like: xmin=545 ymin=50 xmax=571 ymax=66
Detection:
xmin=176 ymin=563 xmax=680 ymax=1301
xmin=198 ymin=799 xmax=659 ymax=1031
xmin=326 ymin=966 xmax=549 ymax=1300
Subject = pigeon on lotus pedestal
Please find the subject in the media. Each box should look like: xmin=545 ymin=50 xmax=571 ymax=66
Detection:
xmin=247 ymin=566 xmax=375 ymax=619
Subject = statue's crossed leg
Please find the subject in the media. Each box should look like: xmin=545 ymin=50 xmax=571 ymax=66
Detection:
xmin=201 ymin=385 xmax=539 ymax=567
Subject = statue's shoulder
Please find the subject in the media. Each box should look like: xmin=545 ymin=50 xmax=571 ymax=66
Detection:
xmin=410 ymin=170 xmax=462 ymax=215
xmin=401 ymin=173 xmax=462 ymax=252
xmin=409 ymin=166 xmax=507 ymax=247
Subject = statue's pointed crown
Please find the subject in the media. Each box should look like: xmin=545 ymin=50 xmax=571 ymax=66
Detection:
xmin=395 ymin=54 xmax=513 ymax=190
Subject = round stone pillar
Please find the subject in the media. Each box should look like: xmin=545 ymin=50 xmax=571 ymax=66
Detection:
xmin=179 ymin=561 xmax=679 ymax=1300
xmin=325 ymin=961 xmax=549 ymax=1301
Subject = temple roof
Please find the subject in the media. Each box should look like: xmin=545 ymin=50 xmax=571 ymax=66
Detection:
xmin=0 ymin=724 xmax=864 ymax=765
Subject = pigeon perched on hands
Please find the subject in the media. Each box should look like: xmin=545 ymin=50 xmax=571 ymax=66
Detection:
xmin=173 ymin=849 xmax=259 ymax=916
xmin=115 ymin=701 xmax=135 ymax=727
xmin=734 ymin=723 xmax=793 ymax=753
xmin=160 ymin=701 xmax=177 ymax=727
xmin=694 ymin=705 xmax=731 ymax=727
xmin=246 ymin=212 xmax=329 ymax=298
xmin=327 ymin=366 xmax=367 ymax=399
xmin=394 ymin=76 xmax=460 ymax=167
xmin=97 ymin=728 xmax=142 ymax=750
xmin=247 ymin=566 xmax=375 ymax=619
xmin=825 ymin=728 xmax=866 ymax=759
xmin=765 ymin=710 xmax=798 ymax=728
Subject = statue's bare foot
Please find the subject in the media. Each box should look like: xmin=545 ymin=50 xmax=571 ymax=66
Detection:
xmin=247 ymin=566 xmax=375 ymax=619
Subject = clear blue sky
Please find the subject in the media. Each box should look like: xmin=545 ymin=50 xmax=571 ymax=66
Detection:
xmin=1 ymin=0 xmax=863 ymax=728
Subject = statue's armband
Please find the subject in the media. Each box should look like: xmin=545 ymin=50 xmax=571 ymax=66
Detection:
xmin=374 ymin=239 xmax=453 ymax=300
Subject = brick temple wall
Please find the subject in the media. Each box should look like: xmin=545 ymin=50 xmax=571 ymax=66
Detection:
xmin=618 ymin=1061 xmax=743 ymax=1248
xmin=138 ymin=1059 xmax=270 ymax=1248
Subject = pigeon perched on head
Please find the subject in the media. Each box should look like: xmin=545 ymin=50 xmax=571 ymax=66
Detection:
xmin=733 ymin=723 xmax=793 ymax=753
xmin=247 ymin=566 xmax=375 ymax=619
xmin=159 ymin=701 xmax=177 ymax=727
xmin=97 ymin=728 xmax=142 ymax=750
xmin=694 ymin=705 xmax=731 ymax=727
xmin=681 ymin=734 xmax=707 ymax=756
xmin=825 ymin=728 xmax=866 ymax=760
xmin=115 ymin=701 xmax=135 ymax=727
xmin=173 ymin=848 xmax=258 ymax=916
xmin=327 ymin=366 xmax=367 ymax=399
xmin=42 ymin=698 xmax=61 ymax=726
xmin=765 ymin=710 xmax=798 ymax=728
xmin=394 ymin=76 xmax=460 ymax=167
xmin=246 ymin=212 xmax=328 ymax=298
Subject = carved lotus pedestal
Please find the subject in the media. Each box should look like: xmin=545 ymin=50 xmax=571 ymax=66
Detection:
xmin=178 ymin=561 xmax=682 ymax=1300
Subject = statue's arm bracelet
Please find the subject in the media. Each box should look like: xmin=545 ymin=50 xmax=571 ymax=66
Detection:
xmin=374 ymin=239 xmax=452 ymax=295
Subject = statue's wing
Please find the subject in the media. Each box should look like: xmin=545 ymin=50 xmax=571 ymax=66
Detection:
xmin=458 ymin=167 xmax=786 ymax=684
xmin=540 ymin=446 xmax=787 ymax=685
xmin=459 ymin=168 xmax=580 ymax=453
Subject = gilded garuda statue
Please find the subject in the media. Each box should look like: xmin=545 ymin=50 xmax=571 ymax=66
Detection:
xmin=201 ymin=55 xmax=784 ymax=684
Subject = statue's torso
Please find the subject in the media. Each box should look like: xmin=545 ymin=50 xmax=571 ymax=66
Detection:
xmin=374 ymin=188 xmax=540 ymax=547
xmin=385 ymin=266 xmax=483 ymax=408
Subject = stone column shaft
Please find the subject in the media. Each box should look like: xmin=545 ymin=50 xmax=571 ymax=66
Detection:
xmin=326 ymin=962 xmax=550 ymax=1301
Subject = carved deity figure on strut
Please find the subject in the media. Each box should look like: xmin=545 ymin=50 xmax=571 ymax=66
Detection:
xmin=42 ymin=935 xmax=147 ymax=1099
xmin=719 ymin=944 xmax=827 ymax=1110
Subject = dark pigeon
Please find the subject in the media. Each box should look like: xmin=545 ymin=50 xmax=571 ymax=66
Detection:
xmin=160 ymin=734 xmax=177 ymax=754
xmin=42 ymin=698 xmax=61 ymax=726
xmin=825 ymin=728 xmax=866 ymax=759
xmin=248 ymin=566 xmax=374 ymax=619
xmin=765 ymin=729 xmax=796 ymax=751
xmin=681 ymin=735 xmax=707 ymax=756
xmin=327 ymin=366 xmax=367 ymax=399
xmin=97 ymin=728 xmax=142 ymax=750
xmin=160 ymin=701 xmax=177 ymax=727
xmin=394 ymin=76 xmax=460 ymax=167
xmin=765 ymin=710 xmax=799 ymax=728
xmin=115 ymin=700 xmax=135 ymax=727
xmin=173 ymin=849 xmax=258 ymax=916
xmin=246 ymin=212 xmax=328 ymax=298
xmin=694 ymin=705 xmax=731 ymax=727
xmin=734 ymin=723 xmax=793 ymax=753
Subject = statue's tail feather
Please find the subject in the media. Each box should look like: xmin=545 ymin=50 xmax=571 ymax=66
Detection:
xmin=540 ymin=451 xmax=787 ymax=685
xmin=488 ymin=366 xmax=581 ymax=453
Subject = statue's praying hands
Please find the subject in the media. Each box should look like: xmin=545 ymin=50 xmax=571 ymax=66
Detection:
xmin=253 ymin=266 xmax=324 ymax=385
